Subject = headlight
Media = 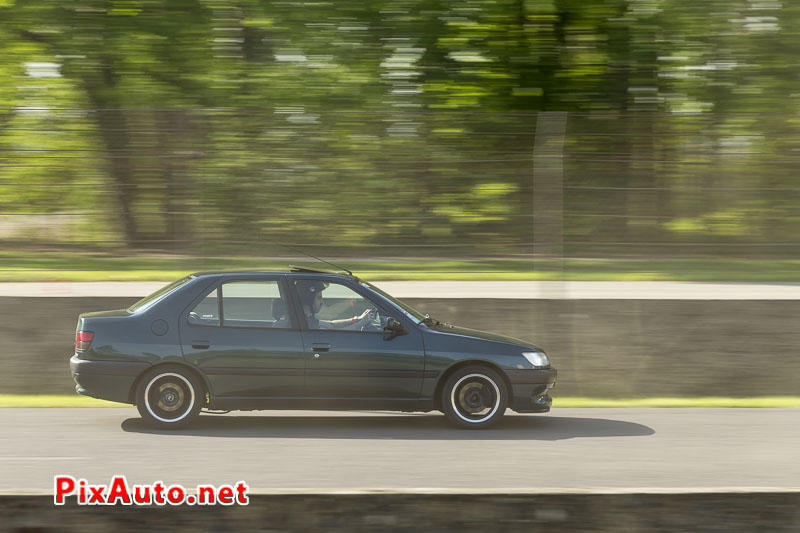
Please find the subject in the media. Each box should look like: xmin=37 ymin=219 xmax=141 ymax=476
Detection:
xmin=522 ymin=351 xmax=550 ymax=369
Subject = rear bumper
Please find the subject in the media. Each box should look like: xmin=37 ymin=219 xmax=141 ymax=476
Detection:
xmin=70 ymin=355 xmax=150 ymax=404
xmin=505 ymin=368 xmax=557 ymax=413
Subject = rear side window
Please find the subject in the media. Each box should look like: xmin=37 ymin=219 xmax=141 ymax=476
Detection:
xmin=188 ymin=280 xmax=291 ymax=329
xmin=188 ymin=290 xmax=220 ymax=326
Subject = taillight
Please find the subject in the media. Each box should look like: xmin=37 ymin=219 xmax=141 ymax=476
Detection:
xmin=76 ymin=331 xmax=94 ymax=351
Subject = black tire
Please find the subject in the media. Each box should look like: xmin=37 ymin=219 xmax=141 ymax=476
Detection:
xmin=135 ymin=366 xmax=204 ymax=429
xmin=441 ymin=365 xmax=508 ymax=429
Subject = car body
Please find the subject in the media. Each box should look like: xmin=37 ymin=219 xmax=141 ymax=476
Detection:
xmin=70 ymin=267 xmax=556 ymax=429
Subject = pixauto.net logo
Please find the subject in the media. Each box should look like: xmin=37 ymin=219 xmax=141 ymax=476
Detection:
xmin=54 ymin=475 xmax=249 ymax=506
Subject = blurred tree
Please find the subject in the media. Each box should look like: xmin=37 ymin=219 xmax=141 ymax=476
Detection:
xmin=1 ymin=0 xmax=215 ymax=246
xmin=1 ymin=0 xmax=799 ymax=259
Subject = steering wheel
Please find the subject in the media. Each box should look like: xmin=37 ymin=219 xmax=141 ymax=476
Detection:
xmin=360 ymin=308 xmax=382 ymax=332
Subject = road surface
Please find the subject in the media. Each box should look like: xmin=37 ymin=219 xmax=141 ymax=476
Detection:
xmin=1 ymin=408 xmax=798 ymax=493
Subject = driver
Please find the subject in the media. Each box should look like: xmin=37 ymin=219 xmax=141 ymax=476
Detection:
xmin=296 ymin=280 xmax=375 ymax=330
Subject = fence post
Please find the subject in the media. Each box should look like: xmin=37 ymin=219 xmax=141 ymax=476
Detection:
xmin=533 ymin=111 xmax=567 ymax=271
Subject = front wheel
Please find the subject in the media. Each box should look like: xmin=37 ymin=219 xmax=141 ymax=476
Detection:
xmin=441 ymin=365 xmax=508 ymax=429
xmin=135 ymin=366 xmax=204 ymax=429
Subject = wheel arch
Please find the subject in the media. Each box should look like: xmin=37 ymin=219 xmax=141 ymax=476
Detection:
xmin=432 ymin=359 xmax=514 ymax=411
xmin=129 ymin=361 xmax=211 ymax=406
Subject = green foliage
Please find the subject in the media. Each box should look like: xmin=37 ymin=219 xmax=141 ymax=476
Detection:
xmin=1 ymin=0 xmax=799 ymax=260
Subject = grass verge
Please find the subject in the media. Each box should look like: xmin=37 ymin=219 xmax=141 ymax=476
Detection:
xmin=556 ymin=397 xmax=800 ymax=408
xmin=6 ymin=251 xmax=800 ymax=281
xmin=2 ymin=395 xmax=799 ymax=408
xmin=0 ymin=395 xmax=129 ymax=408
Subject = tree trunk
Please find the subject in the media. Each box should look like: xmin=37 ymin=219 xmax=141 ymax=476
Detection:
xmin=83 ymin=77 xmax=139 ymax=247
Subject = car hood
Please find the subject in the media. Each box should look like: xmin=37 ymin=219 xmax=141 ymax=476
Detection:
xmin=426 ymin=323 xmax=540 ymax=351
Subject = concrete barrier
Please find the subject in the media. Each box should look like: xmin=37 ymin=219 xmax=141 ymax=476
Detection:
xmin=2 ymin=492 xmax=799 ymax=532
xmin=3 ymin=296 xmax=800 ymax=397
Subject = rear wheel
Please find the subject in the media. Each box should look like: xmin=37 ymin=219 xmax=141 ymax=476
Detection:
xmin=441 ymin=365 xmax=508 ymax=429
xmin=135 ymin=366 xmax=204 ymax=429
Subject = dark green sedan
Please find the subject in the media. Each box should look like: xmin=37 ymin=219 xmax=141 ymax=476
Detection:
xmin=70 ymin=267 xmax=556 ymax=429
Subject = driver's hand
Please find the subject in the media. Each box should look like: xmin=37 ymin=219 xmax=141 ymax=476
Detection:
xmin=358 ymin=308 xmax=376 ymax=322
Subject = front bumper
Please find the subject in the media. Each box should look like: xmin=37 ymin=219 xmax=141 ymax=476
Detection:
xmin=70 ymin=355 xmax=150 ymax=404
xmin=505 ymin=368 xmax=557 ymax=413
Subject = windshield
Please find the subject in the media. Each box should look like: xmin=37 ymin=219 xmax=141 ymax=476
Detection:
xmin=128 ymin=276 xmax=192 ymax=313
xmin=361 ymin=281 xmax=426 ymax=324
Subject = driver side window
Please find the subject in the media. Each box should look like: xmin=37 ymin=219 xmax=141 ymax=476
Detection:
xmin=305 ymin=281 xmax=383 ymax=331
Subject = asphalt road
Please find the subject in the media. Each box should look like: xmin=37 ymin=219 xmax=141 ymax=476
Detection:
xmin=2 ymin=408 xmax=799 ymax=493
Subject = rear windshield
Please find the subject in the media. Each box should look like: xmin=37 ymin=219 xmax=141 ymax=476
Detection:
xmin=128 ymin=276 xmax=193 ymax=313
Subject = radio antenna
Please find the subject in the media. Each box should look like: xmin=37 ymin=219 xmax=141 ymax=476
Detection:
xmin=265 ymin=240 xmax=353 ymax=276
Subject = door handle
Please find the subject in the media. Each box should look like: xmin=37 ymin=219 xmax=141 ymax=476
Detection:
xmin=311 ymin=343 xmax=330 ymax=352
xmin=191 ymin=341 xmax=210 ymax=349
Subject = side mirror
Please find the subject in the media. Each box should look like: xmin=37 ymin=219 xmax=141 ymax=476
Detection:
xmin=383 ymin=317 xmax=407 ymax=339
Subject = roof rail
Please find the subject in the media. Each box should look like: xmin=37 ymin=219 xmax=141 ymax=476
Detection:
xmin=289 ymin=265 xmax=352 ymax=276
